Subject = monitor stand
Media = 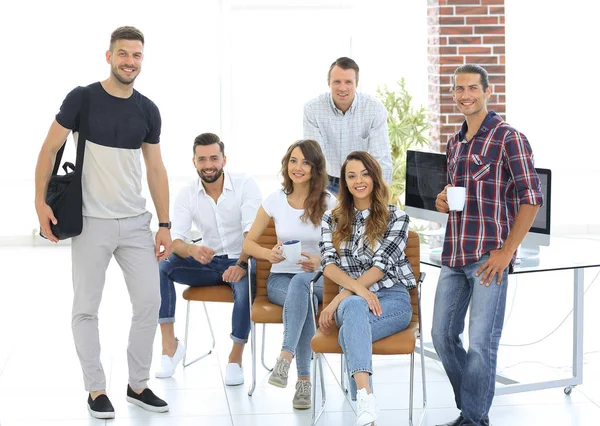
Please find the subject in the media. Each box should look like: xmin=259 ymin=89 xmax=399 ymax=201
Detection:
xmin=517 ymin=232 xmax=551 ymax=259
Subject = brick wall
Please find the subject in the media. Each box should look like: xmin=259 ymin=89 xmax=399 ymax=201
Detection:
xmin=427 ymin=0 xmax=506 ymax=152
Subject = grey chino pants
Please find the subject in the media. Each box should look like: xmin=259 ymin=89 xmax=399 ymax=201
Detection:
xmin=71 ymin=212 xmax=160 ymax=391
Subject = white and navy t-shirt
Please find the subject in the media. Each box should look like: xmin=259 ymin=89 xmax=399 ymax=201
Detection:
xmin=263 ymin=189 xmax=337 ymax=274
xmin=55 ymin=82 xmax=161 ymax=219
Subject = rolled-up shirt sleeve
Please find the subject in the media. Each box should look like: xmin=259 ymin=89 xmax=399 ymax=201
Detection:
xmin=170 ymin=188 xmax=194 ymax=243
xmin=240 ymin=176 xmax=262 ymax=233
xmin=371 ymin=209 xmax=410 ymax=274
xmin=319 ymin=210 xmax=340 ymax=268
xmin=503 ymin=130 xmax=544 ymax=206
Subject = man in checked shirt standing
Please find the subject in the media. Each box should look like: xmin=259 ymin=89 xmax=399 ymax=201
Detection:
xmin=431 ymin=64 xmax=543 ymax=426
xmin=303 ymin=57 xmax=392 ymax=193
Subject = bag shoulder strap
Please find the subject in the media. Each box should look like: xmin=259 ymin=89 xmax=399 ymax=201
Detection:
xmin=52 ymin=87 xmax=90 ymax=176
xmin=74 ymin=88 xmax=91 ymax=175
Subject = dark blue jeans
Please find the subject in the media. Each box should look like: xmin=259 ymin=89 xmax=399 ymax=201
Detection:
xmin=431 ymin=254 xmax=508 ymax=426
xmin=158 ymin=253 xmax=255 ymax=343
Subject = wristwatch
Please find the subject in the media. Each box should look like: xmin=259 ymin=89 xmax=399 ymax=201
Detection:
xmin=158 ymin=222 xmax=171 ymax=229
xmin=236 ymin=260 xmax=248 ymax=271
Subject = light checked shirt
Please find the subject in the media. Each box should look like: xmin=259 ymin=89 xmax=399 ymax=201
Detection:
xmin=303 ymin=92 xmax=392 ymax=183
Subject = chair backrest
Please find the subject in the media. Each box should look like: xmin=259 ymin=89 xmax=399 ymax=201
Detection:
xmin=255 ymin=218 xmax=278 ymax=297
xmin=322 ymin=230 xmax=421 ymax=323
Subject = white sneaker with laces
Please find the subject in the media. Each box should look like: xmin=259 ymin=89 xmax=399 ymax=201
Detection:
xmin=155 ymin=339 xmax=185 ymax=378
xmin=355 ymin=388 xmax=379 ymax=426
xmin=224 ymin=363 xmax=244 ymax=386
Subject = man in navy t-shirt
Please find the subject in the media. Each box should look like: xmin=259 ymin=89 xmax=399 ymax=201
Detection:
xmin=34 ymin=26 xmax=171 ymax=419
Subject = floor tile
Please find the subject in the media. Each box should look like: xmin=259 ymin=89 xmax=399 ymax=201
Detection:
xmin=0 ymin=246 xmax=599 ymax=426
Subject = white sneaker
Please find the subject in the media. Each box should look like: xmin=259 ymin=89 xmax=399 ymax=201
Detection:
xmin=355 ymin=388 xmax=379 ymax=426
xmin=224 ymin=362 xmax=244 ymax=386
xmin=155 ymin=339 xmax=185 ymax=378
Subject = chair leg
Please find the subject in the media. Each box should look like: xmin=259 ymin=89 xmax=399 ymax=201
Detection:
xmin=260 ymin=324 xmax=273 ymax=372
xmin=311 ymin=352 xmax=327 ymax=426
xmin=183 ymin=301 xmax=191 ymax=366
xmin=419 ymin=332 xmax=428 ymax=409
xmin=409 ymin=352 xmax=415 ymax=426
xmin=183 ymin=302 xmax=216 ymax=368
xmin=318 ymin=354 xmax=326 ymax=410
xmin=248 ymin=320 xmax=257 ymax=396
xmin=340 ymin=353 xmax=349 ymax=394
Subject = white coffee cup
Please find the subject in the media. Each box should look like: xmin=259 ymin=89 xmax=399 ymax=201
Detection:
xmin=280 ymin=240 xmax=302 ymax=263
xmin=447 ymin=186 xmax=466 ymax=211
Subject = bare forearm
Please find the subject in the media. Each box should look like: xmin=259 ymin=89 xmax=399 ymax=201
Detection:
xmin=503 ymin=204 xmax=541 ymax=254
xmin=172 ymin=239 xmax=192 ymax=258
xmin=238 ymin=252 xmax=250 ymax=263
xmin=330 ymin=288 xmax=353 ymax=308
xmin=323 ymin=264 xmax=357 ymax=292
xmin=242 ymin=238 xmax=271 ymax=260
xmin=35 ymin=145 xmax=58 ymax=205
xmin=238 ymin=232 xmax=250 ymax=262
xmin=355 ymin=267 xmax=384 ymax=289
xmin=147 ymin=165 xmax=170 ymax=223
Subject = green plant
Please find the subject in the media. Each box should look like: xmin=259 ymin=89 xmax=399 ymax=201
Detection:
xmin=376 ymin=78 xmax=430 ymax=208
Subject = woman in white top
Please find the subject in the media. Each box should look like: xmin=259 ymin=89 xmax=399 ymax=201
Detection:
xmin=244 ymin=139 xmax=335 ymax=410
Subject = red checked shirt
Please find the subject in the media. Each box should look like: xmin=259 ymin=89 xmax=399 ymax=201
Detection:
xmin=442 ymin=111 xmax=544 ymax=269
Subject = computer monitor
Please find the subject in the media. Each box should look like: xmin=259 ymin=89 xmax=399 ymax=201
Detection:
xmin=529 ymin=168 xmax=551 ymax=235
xmin=520 ymin=168 xmax=552 ymax=255
xmin=404 ymin=150 xmax=448 ymax=227
xmin=404 ymin=150 xmax=551 ymax=253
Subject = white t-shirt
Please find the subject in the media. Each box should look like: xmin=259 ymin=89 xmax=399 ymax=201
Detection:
xmin=263 ymin=189 xmax=337 ymax=274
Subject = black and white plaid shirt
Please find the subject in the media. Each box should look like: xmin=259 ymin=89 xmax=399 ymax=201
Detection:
xmin=320 ymin=205 xmax=416 ymax=292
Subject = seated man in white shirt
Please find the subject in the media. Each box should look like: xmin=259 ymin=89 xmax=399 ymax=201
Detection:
xmin=303 ymin=56 xmax=393 ymax=193
xmin=155 ymin=133 xmax=262 ymax=385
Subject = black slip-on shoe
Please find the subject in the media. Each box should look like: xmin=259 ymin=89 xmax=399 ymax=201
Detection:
xmin=126 ymin=384 xmax=169 ymax=413
xmin=437 ymin=415 xmax=490 ymax=426
xmin=87 ymin=394 xmax=115 ymax=419
xmin=437 ymin=416 xmax=464 ymax=426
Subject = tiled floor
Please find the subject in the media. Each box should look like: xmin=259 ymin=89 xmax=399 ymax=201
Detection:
xmin=0 ymin=245 xmax=599 ymax=425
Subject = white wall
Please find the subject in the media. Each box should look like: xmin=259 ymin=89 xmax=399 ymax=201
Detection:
xmin=0 ymin=0 xmax=428 ymax=239
xmin=505 ymin=0 xmax=600 ymax=234
xmin=0 ymin=0 xmax=223 ymax=238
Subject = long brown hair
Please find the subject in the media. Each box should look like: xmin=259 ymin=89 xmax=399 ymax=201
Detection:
xmin=280 ymin=140 xmax=329 ymax=226
xmin=332 ymin=151 xmax=391 ymax=249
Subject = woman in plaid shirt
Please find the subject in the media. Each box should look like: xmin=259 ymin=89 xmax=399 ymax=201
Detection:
xmin=319 ymin=151 xmax=416 ymax=426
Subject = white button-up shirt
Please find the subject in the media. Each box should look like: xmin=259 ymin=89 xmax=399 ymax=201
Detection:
xmin=303 ymin=92 xmax=392 ymax=183
xmin=170 ymin=171 xmax=262 ymax=258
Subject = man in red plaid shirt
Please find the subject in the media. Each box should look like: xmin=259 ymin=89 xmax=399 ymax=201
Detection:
xmin=431 ymin=64 xmax=544 ymax=426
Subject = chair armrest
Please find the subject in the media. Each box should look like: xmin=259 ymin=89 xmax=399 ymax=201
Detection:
xmin=248 ymin=256 xmax=254 ymax=318
xmin=416 ymin=272 xmax=426 ymax=336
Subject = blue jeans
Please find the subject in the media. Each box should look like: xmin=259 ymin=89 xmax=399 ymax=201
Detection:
xmin=158 ymin=253 xmax=255 ymax=343
xmin=431 ymin=254 xmax=508 ymax=426
xmin=335 ymin=285 xmax=413 ymax=398
xmin=267 ymin=272 xmax=324 ymax=377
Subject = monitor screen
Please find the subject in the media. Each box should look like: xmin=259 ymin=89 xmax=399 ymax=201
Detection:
xmin=530 ymin=168 xmax=551 ymax=234
xmin=405 ymin=150 xmax=447 ymax=212
xmin=405 ymin=150 xmax=551 ymax=235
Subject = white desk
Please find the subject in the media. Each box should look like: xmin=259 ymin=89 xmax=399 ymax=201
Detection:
xmin=419 ymin=235 xmax=600 ymax=395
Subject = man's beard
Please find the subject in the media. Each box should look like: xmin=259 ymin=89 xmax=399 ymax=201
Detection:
xmin=111 ymin=65 xmax=137 ymax=85
xmin=198 ymin=167 xmax=224 ymax=184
